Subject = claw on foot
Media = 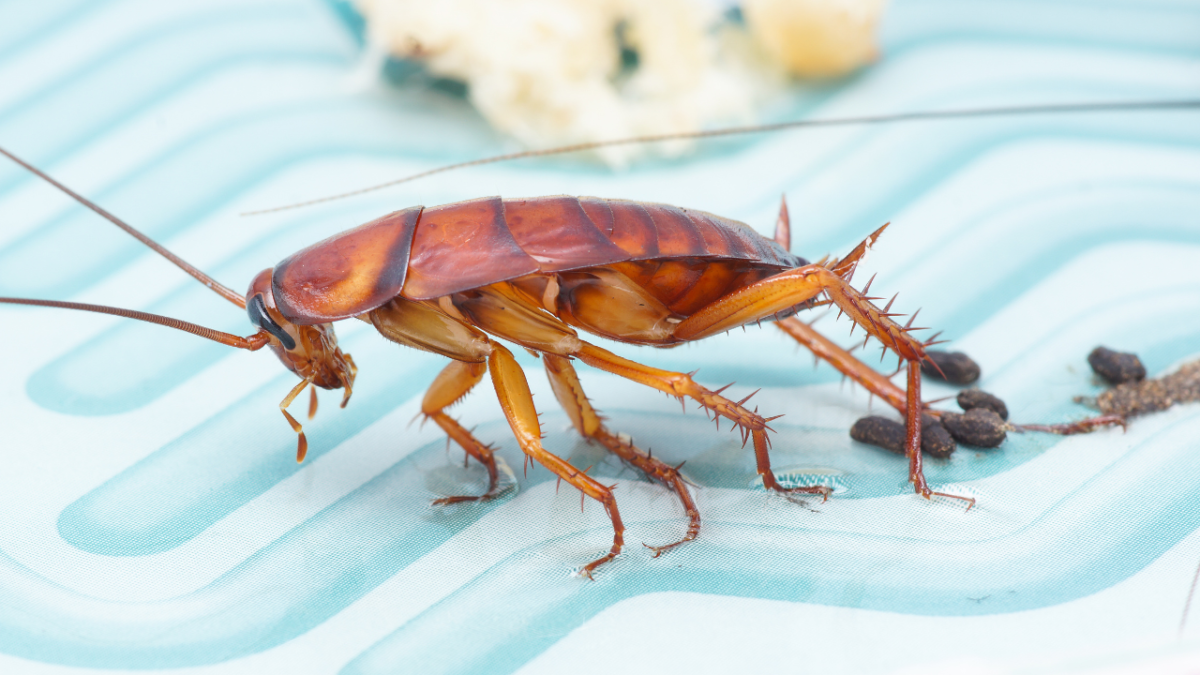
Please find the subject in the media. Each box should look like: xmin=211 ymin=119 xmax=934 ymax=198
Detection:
xmin=580 ymin=552 xmax=619 ymax=580
xmin=762 ymin=476 xmax=833 ymax=502
xmin=643 ymin=536 xmax=695 ymax=559
xmin=920 ymin=488 xmax=976 ymax=511
xmin=431 ymin=491 xmax=503 ymax=506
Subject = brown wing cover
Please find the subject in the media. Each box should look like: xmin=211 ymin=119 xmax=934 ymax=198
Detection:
xmin=275 ymin=196 xmax=801 ymax=321
xmin=598 ymin=199 xmax=659 ymax=259
xmin=596 ymin=198 xmax=799 ymax=267
xmin=504 ymin=196 xmax=628 ymax=270
xmin=402 ymin=197 xmax=539 ymax=300
xmin=273 ymin=206 xmax=422 ymax=325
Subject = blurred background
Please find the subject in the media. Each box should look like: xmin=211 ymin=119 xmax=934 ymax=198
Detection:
xmin=1 ymin=1 xmax=1199 ymax=674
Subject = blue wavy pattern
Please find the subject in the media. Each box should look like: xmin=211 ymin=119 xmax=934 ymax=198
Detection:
xmin=1 ymin=0 xmax=1199 ymax=672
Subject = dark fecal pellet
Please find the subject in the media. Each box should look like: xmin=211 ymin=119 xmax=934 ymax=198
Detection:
xmin=1088 ymin=346 xmax=1146 ymax=385
xmin=920 ymin=414 xmax=957 ymax=459
xmin=957 ymin=389 xmax=1009 ymax=420
xmin=851 ymin=416 xmax=905 ymax=454
xmin=922 ymin=351 xmax=981 ymax=385
xmin=941 ymin=408 xmax=1007 ymax=448
xmin=849 ymin=415 xmax=956 ymax=458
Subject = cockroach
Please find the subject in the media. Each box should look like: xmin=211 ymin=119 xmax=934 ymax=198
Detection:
xmin=2 ymin=99 xmax=1193 ymax=577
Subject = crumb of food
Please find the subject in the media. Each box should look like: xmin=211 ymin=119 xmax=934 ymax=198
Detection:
xmin=354 ymin=0 xmax=888 ymax=163
xmin=742 ymin=0 xmax=886 ymax=77
xmin=1087 ymin=346 xmax=1147 ymax=385
xmin=922 ymin=350 xmax=981 ymax=385
xmin=957 ymin=388 xmax=1008 ymax=421
xmin=850 ymin=414 xmax=956 ymax=458
xmin=1096 ymin=359 xmax=1200 ymax=418
xmin=940 ymin=408 xmax=1006 ymax=448
xmin=355 ymin=0 xmax=776 ymax=165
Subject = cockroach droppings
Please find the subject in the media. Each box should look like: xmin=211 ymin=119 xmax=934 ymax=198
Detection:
xmin=850 ymin=415 xmax=956 ymax=458
xmin=922 ymin=350 xmax=981 ymax=385
xmin=920 ymin=413 xmax=957 ymax=459
xmin=957 ymin=388 xmax=1009 ymax=420
xmin=1087 ymin=346 xmax=1147 ymax=385
xmin=850 ymin=416 xmax=905 ymax=453
xmin=940 ymin=408 xmax=1007 ymax=448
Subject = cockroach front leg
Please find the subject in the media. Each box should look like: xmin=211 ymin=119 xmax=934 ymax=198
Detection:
xmin=488 ymin=343 xmax=625 ymax=578
xmin=421 ymin=359 xmax=505 ymax=505
xmin=673 ymin=263 xmax=974 ymax=508
xmin=543 ymin=354 xmax=701 ymax=557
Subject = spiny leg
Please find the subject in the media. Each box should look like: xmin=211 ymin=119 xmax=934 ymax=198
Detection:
xmin=905 ymin=361 xmax=975 ymax=508
xmin=673 ymin=263 xmax=973 ymax=507
xmin=488 ymin=342 xmax=625 ymax=578
xmin=774 ymin=212 xmax=913 ymax=412
xmin=569 ymin=342 xmax=832 ymax=499
xmin=776 ymin=315 xmax=908 ymax=412
xmin=453 ymin=282 xmax=828 ymax=501
xmin=543 ymin=353 xmax=701 ymax=557
xmin=422 ymin=359 xmax=502 ymax=505
xmin=280 ymin=378 xmax=312 ymax=462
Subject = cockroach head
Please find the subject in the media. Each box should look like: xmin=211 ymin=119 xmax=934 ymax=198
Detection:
xmin=245 ymin=269 xmax=358 ymax=398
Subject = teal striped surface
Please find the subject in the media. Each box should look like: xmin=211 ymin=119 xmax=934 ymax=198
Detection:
xmin=1 ymin=1 xmax=1199 ymax=673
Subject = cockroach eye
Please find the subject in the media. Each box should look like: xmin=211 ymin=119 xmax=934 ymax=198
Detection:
xmin=248 ymin=294 xmax=296 ymax=350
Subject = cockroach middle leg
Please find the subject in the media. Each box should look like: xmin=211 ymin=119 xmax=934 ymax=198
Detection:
xmin=421 ymin=360 xmax=504 ymax=505
xmin=488 ymin=343 xmax=625 ymax=578
xmin=543 ymin=353 xmax=701 ymax=557
xmin=567 ymin=343 xmax=832 ymax=500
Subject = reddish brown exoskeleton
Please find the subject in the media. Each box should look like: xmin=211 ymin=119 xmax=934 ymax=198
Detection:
xmin=3 ymin=100 xmax=1186 ymax=576
xmin=0 ymin=154 xmax=948 ymax=576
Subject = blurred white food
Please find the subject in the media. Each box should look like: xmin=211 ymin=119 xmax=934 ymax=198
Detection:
xmin=355 ymin=0 xmax=885 ymax=164
xmin=744 ymin=0 xmax=886 ymax=77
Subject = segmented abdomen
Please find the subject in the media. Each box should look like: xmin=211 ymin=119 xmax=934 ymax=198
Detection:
xmin=401 ymin=196 xmax=802 ymax=300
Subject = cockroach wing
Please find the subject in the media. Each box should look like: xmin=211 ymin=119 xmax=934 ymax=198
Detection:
xmin=402 ymin=197 xmax=540 ymax=300
xmin=272 ymin=207 xmax=423 ymax=325
xmin=504 ymin=196 xmax=628 ymax=271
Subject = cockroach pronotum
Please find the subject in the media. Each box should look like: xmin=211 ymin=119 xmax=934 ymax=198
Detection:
xmin=2 ymin=99 xmax=1194 ymax=577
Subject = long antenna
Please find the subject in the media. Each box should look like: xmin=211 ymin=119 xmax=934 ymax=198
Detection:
xmin=242 ymin=98 xmax=1200 ymax=215
xmin=0 ymin=146 xmax=247 ymax=309
xmin=0 ymin=297 xmax=269 ymax=350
